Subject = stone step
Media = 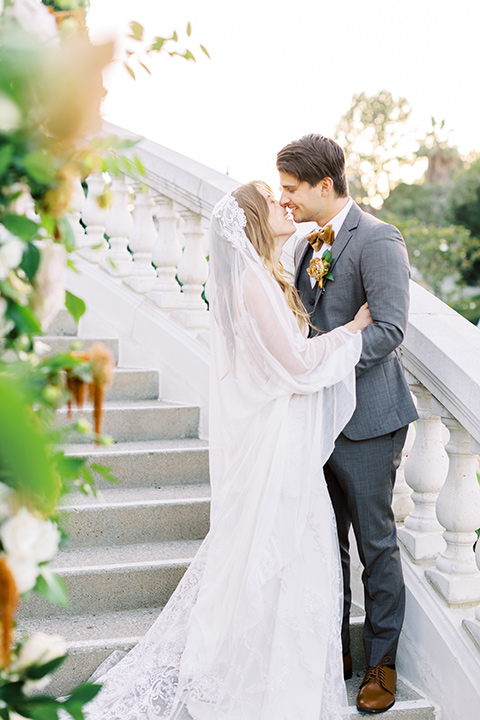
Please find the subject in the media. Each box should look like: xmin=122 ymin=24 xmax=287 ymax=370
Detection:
xmin=45 ymin=308 xmax=78 ymax=337
xmin=345 ymin=696 xmax=435 ymax=719
xmin=65 ymin=438 xmax=209 ymax=488
xmin=19 ymin=539 xmax=201 ymax=619
xmin=59 ymin=484 xmax=211 ymax=548
xmin=57 ymin=400 xmax=200 ymax=443
xmin=41 ymin=336 xmax=119 ymax=364
xmin=19 ymin=605 xmax=436 ymax=716
xmin=19 ymin=607 xmax=159 ymax=696
xmin=105 ymin=368 xmax=159 ymax=402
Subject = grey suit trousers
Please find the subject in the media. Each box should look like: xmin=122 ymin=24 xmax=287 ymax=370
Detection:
xmin=325 ymin=427 xmax=407 ymax=665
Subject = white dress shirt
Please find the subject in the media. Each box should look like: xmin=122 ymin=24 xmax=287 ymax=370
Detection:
xmin=309 ymin=196 xmax=353 ymax=288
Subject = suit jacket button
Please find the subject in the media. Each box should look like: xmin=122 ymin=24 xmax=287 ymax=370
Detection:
xmin=309 ymin=298 xmax=315 ymax=306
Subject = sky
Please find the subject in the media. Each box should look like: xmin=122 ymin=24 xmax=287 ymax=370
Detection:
xmin=87 ymin=0 xmax=480 ymax=192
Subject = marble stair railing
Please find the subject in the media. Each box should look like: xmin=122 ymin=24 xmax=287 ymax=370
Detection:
xmin=79 ymin=173 xmax=212 ymax=330
xmin=393 ymin=281 xmax=480 ymax=656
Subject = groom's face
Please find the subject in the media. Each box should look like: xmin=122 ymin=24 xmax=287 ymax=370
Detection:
xmin=278 ymin=171 xmax=326 ymax=224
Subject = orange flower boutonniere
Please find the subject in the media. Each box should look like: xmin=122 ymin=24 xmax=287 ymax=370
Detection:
xmin=307 ymin=248 xmax=334 ymax=289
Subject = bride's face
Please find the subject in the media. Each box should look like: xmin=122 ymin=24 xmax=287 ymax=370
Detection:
xmin=259 ymin=188 xmax=296 ymax=248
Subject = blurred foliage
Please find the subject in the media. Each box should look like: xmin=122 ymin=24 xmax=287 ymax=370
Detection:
xmin=123 ymin=20 xmax=210 ymax=80
xmin=42 ymin=0 xmax=89 ymax=9
xmin=381 ymin=212 xmax=470 ymax=298
xmin=336 ymin=89 xmax=413 ymax=206
xmin=449 ymin=158 xmax=480 ymax=240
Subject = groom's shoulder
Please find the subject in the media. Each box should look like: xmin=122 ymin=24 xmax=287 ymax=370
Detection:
xmin=354 ymin=205 xmax=403 ymax=242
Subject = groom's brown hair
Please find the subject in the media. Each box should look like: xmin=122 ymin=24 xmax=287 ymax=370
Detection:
xmin=276 ymin=134 xmax=348 ymax=197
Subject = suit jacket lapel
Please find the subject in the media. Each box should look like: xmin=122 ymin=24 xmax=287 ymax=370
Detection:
xmin=314 ymin=201 xmax=362 ymax=305
xmin=294 ymin=237 xmax=311 ymax=287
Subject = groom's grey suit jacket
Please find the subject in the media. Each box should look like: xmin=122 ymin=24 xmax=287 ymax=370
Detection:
xmin=294 ymin=201 xmax=418 ymax=440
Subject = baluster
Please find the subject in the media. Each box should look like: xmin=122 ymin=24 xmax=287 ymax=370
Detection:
xmin=102 ymin=176 xmax=134 ymax=276
xmin=147 ymin=195 xmax=182 ymax=309
xmin=397 ymin=385 xmax=448 ymax=562
xmin=426 ymin=415 xmax=480 ymax=605
xmin=80 ymin=172 xmax=109 ymax=262
xmin=123 ymin=187 xmax=157 ymax=293
xmin=172 ymin=209 xmax=209 ymax=329
xmin=393 ymin=421 xmax=415 ymax=522
xmin=69 ymin=175 xmax=86 ymax=249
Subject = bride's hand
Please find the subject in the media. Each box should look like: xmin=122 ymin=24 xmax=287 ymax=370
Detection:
xmin=345 ymin=302 xmax=372 ymax=333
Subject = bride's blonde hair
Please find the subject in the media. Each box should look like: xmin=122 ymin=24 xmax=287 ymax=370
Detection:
xmin=232 ymin=181 xmax=312 ymax=333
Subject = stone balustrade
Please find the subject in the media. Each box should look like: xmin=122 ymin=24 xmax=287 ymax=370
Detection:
xmin=74 ymin=122 xmax=480 ymax=661
xmin=77 ymin=121 xmax=237 ymax=331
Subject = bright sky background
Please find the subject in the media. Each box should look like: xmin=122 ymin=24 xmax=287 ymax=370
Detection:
xmin=87 ymin=0 xmax=480 ymax=193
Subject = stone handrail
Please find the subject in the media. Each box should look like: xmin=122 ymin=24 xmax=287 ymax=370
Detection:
xmin=72 ymin=123 xmax=480 ymax=715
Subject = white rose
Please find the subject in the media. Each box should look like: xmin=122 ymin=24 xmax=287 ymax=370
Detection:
xmin=1 ymin=507 xmax=60 ymax=561
xmin=0 ymin=506 xmax=44 ymax=558
xmin=5 ymin=555 xmax=39 ymax=593
xmin=10 ymin=0 xmax=59 ymax=41
xmin=0 ymin=481 xmax=14 ymax=521
xmin=24 ymin=676 xmax=52 ymax=694
xmin=33 ymin=518 xmax=60 ymax=563
xmin=10 ymin=632 xmax=66 ymax=672
xmin=0 ymin=93 xmax=22 ymax=133
xmin=0 ymin=232 xmax=24 ymax=280
xmin=32 ymin=241 xmax=66 ymax=331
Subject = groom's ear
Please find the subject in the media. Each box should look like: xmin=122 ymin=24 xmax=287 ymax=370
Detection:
xmin=316 ymin=177 xmax=334 ymax=196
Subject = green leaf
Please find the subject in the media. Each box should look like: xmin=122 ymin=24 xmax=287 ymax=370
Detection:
xmin=200 ymin=44 xmax=211 ymax=59
xmin=0 ymin=376 xmax=62 ymax=514
xmin=54 ymin=452 xmax=86 ymax=480
xmin=23 ymin=150 xmax=57 ymax=185
xmin=150 ymin=37 xmax=166 ymax=52
xmin=172 ymin=30 xmax=178 ymax=42
xmin=20 ymin=242 xmax=41 ymax=282
xmin=25 ymin=654 xmax=67 ymax=680
xmin=184 ymin=50 xmax=195 ymax=62
xmin=124 ymin=63 xmax=136 ymax=80
xmin=0 ymin=143 xmax=13 ymax=177
xmin=35 ymin=569 xmax=69 ymax=607
xmin=65 ymin=291 xmax=86 ymax=323
xmin=2 ymin=213 xmax=39 ymax=241
xmin=129 ymin=21 xmax=144 ymax=41
xmin=134 ymin=155 xmax=146 ymax=175
xmin=186 ymin=22 xmax=192 ymax=36
xmin=90 ymin=463 xmax=118 ymax=484
xmin=61 ymin=683 xmax=102 ymax=720
xmin=139 ymin=61 xmax=152 ymax=76
xmin=7 ymin=302 xmax=42 ymax=335
xmin=66 ymin=682 xmax=102 ymax=705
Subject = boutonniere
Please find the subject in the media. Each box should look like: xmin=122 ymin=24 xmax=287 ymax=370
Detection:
xmin=307 ymin=248 xmax=334 ymax=289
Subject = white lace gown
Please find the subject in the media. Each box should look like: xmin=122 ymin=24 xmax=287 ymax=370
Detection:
xmin=84 ymin=196 xmax=362 ymax=720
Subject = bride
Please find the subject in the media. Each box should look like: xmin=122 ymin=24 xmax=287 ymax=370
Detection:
xmin=84 ymin=182 xmax=371 ymax=720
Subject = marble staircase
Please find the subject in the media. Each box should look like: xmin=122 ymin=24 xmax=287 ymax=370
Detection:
xmin=18 ymin=310 xmax=437 ymax=717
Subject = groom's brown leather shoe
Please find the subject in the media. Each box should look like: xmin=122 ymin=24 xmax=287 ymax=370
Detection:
xmin=356 ymin=657 xmax=396 ymax=713
xmin=343 ymin=651 xmax=352 ymax=680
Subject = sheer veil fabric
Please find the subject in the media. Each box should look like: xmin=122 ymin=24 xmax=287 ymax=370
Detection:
xmin=83 ymin=194 xmax=362 ymax=720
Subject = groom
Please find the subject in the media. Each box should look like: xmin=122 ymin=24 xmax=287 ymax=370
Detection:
xmin=277 ymin=134 xmax=418 ymax=714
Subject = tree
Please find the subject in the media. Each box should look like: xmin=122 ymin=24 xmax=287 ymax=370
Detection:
xmin=416 ymin=118 xmax=462 ymax=185
xmin=335 ymin=90 xmax=413 ymax=207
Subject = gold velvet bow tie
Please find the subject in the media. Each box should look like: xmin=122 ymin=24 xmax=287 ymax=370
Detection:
xmin=306 ymin=224 xmax=335 ymax=251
